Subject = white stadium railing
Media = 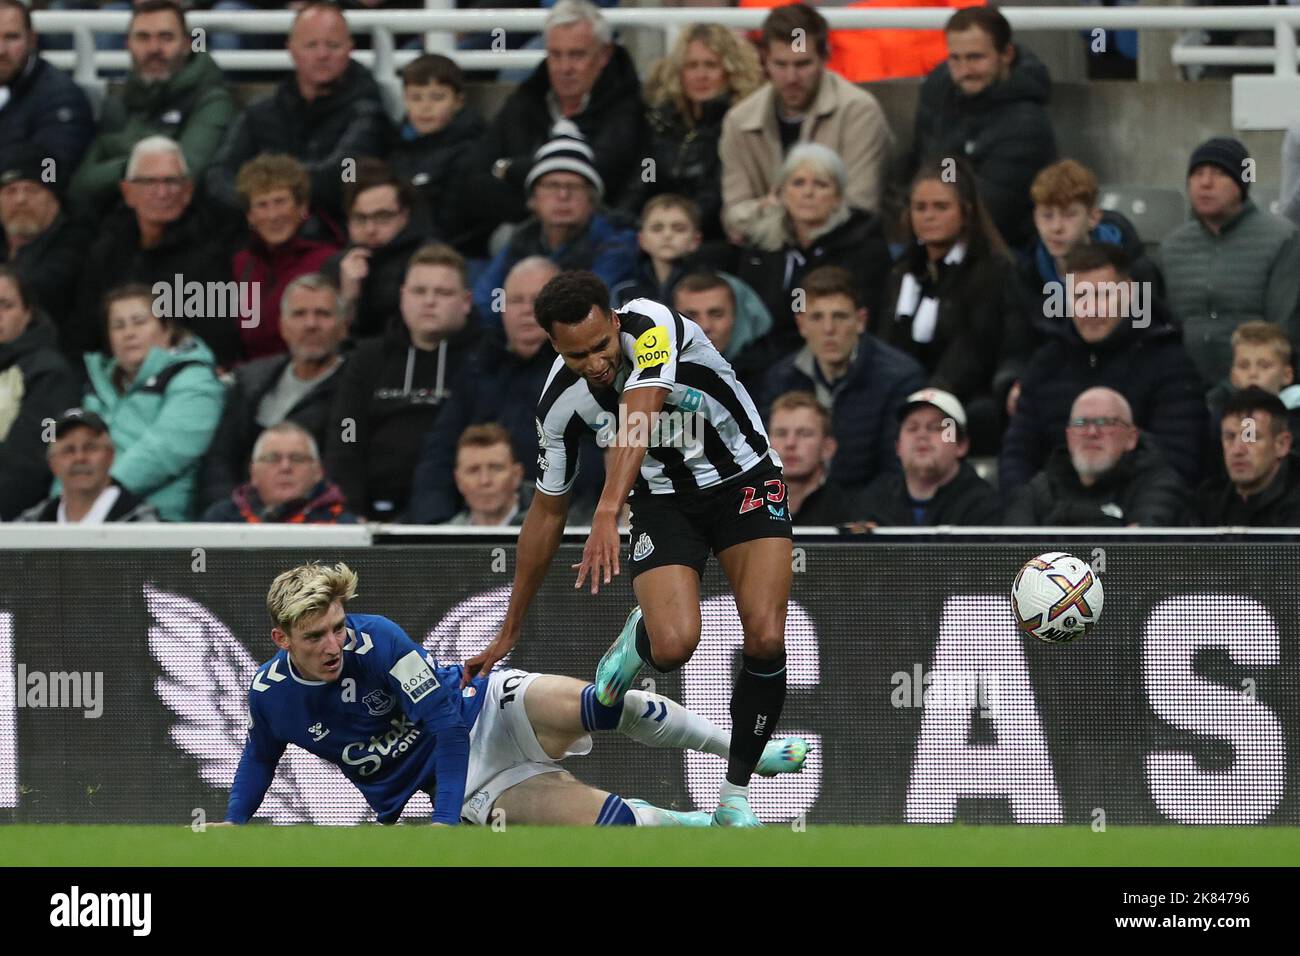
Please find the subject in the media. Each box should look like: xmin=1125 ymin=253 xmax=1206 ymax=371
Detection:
xmin=0 ymin=524 xmax=1292 ymax=549
xmin=30 ymin=5 xmax=1300 ymax=82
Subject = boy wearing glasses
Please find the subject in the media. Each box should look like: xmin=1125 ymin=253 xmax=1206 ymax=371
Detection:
xmin=201 ymin=420 xmax=356 ymax=524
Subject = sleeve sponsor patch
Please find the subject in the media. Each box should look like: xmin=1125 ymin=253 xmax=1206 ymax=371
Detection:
xmin=633 ymin=327 xmax=673 ymax=370
xmin=389 ymin=649 xmax=440 ymax=704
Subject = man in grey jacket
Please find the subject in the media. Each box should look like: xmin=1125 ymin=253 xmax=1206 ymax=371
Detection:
xmin=1159 ymin=137 xmax=1300 ymax=388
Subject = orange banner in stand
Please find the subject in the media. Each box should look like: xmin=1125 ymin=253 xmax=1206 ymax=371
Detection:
xmin=738 ymin=0 xmax=987 ymax=83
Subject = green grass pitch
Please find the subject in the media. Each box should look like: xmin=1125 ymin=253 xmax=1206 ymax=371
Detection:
xmin=2 ymin=825 xmax=1297 ymax=866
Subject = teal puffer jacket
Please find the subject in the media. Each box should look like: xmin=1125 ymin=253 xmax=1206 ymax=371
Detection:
xmin=82 ymin=337 xmax=226 ymax=521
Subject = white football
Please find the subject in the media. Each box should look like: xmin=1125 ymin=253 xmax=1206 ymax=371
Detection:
xmin=1011 ymin=551 xmax=1103 ymax=644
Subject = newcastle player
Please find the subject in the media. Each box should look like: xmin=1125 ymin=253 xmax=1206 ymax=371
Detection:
xmin=464 ymin=271 xmax=800 ymax=828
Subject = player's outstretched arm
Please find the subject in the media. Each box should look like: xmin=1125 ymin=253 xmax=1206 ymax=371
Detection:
xmin=223 ymin=728 xmax=286 ymax=824
xmin=429 ymin=725 xmax=472 ymax=826
xmin=573 ymin=384 xmax=668 ymax=595
xmin=462 ymin=488 xmax=572 ymax=684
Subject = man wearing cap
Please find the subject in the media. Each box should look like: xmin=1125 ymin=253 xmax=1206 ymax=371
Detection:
xmin=1159 ymin=136 xmax=1300 ymax=388
xmin=0 ymin=0 xmax=95 ymax=176
xmin=16 ymin=409 xmax=159 ymax=523
xmin=68 ymin=0 xmax=236 ymax=218
xmin=0 ymin=145 xmax=94 ymax=358
xmin=1004 ymin=386 xmax=1191 ymax=527
xmin=465 ymin=0 xmax=645 ymax=237
xmin=471 ymin=122 xmax=638 ymax=322
xmin=858 ymin=387 xmax=1001 ymax=526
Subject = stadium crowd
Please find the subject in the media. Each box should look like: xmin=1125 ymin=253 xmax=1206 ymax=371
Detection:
xmin=2 ymin=0 xmax=1300 ymax=528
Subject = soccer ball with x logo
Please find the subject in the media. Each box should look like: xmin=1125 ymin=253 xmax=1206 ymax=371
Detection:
xmin=1011 ymin=552 xmax=1104 ymax=644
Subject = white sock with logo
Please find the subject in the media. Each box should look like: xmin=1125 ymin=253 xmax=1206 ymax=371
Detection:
xmin=619 ymin=689 xmax=729 ymax=757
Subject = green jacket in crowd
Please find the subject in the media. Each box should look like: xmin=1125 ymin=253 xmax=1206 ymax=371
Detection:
xmin=1158 ymin=200 xmax=1300 ymax=388
xmin=69 ymin=51 xmax=235 ymax=212
xmin=82 ymin=336 xmax=225 ymax=521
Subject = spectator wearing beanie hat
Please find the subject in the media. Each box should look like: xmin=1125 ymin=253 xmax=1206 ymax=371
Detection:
xmin=1159 ymin=136 xmax=1300 ymax=389
xmin=472 ymin=121 xmax=637 ymax=321
xmin=0 ymin=144 xmax=94 ymax=361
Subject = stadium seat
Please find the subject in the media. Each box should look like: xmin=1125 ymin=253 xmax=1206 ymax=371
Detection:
xmin=1097 ymin=185 xmax=1188 ymax=245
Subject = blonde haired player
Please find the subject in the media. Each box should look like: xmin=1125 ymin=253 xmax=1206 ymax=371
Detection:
xmin=218 ymin=562 xmax=806 ymax=826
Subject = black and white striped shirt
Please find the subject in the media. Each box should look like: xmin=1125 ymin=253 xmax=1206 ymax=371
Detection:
xmin=534 ymin=298 xmax=778 ymax=498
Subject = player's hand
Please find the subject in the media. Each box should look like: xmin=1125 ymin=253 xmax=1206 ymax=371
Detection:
xmin=1005 ymin=381 xmax=1021 ymax=418
xmin=572 ymin=508 xmax=621 ymax=594
xmin=462 ymin=628 xmax=517 ymax=686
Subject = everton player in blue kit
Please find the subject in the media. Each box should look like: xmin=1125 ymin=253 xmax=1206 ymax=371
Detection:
xmin=221 ymin=562 xmax=806 ymax=826
xmin=464 ymin=272 xmax=804 ymax=828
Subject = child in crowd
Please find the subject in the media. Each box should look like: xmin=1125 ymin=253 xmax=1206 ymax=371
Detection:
xmin=389 ymin=54 xmax=486 ymax=248
xmin=1018 ymin=158 xmax=1162 ymax=332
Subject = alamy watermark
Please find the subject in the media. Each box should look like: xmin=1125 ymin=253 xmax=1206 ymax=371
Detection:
xmin=11 ymin=664 xmax=103 ymax=718
xmin=594 ymin=406 xmax=704 ymax=450
xmin=1042 ymin=276 xmax=1153 ymax=327
xmin=153 ymin=275 xmax=261 ymax=329
xmin=890 ymin=664 xmax=1001 ymax=717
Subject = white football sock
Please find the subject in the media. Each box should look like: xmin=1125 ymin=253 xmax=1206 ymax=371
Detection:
xmin=719 ymin=780 xmax=750 ymax=803
xmin=619 ymin=689 xmax=729 ymax=757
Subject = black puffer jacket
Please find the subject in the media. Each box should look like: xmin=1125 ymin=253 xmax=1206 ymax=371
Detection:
xmin=322 ymin=221 xmax=435 ymax=341
xmin=879 ymin=244 xmax=1032 ymax=404
xmin=0 ymin=56 xmax=95 ymax=175
xmin=324 ymin=315 xmax=481 ymax=519
xmin=620 ymin=96 xmax=731 ymax=239
xmin=464 ymin=44 xmax=647 ymax=229
xmin=389 ymin=106 xmax=487 ymax=249
xmin=206 ymin=61 xmax=391 ymax=219
xmin=998 ymin=299 xmax=1208 ymax=494
xmin=1015 ymin=209 xmax=1164 ymax=340
xmin=199 ymin=353 xmax=346 ymax=512
xmin=1004 ymin=436 xmax=1192 ymax=527
xmin=0 ymin=212 xmax=95 ymax=362
xmin=75 ymin=201 xmax=244 ymax=366
xmin=859 ymin=461 xmax=1003 ymax=526
xmin=909 ymin=48 xmax=1057 ymax=247
xmin=735 ymin=207 xmax=894 ymax=356
xmin=0 ymin=312 xmax=82 ymax=519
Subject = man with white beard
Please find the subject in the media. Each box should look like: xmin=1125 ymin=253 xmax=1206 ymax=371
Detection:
xmin=1004 ymin=386 xmax=1192 ymax=526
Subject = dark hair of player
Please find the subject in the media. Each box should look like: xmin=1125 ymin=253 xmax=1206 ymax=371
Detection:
xmin=533 ymin=270 xmax=612 ymax=335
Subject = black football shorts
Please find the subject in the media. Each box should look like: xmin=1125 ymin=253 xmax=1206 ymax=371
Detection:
xmin=626 ymin=459 xmax=793 ymax=579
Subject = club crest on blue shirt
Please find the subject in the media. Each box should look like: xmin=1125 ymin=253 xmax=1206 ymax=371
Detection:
xmin=362 ymin=688 xmax=396 ymax=716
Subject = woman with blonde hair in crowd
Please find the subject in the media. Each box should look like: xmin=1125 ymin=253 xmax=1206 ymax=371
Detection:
xmin=631 ymin=23 xmax=762 ymax=241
